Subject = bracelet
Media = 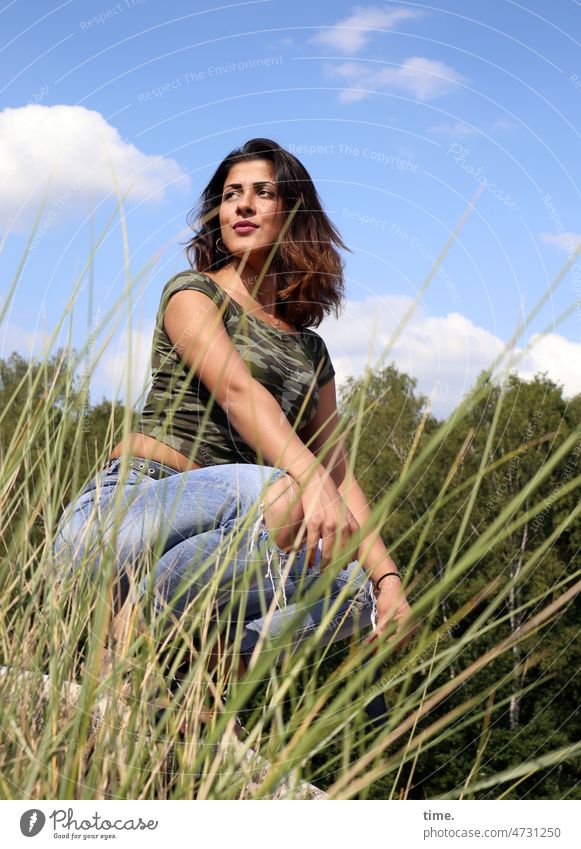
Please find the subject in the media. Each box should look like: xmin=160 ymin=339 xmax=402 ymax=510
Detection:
xmin=373 ymin=571 xmax=402 ymax=592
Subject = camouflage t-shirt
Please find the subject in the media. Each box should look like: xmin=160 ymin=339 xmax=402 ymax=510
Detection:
xmin=137 ymin=271 xmax=336 ymax=467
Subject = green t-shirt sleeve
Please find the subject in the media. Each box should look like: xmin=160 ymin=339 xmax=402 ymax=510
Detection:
xmin=154 ymin=272 xmax=230 ymax=348
xmin=304 ymin=330 xmax=335 ymax=388
xmin=159 ymin=272 xmax=227 ymax=316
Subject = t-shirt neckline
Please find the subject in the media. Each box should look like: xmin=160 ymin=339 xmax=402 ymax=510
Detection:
xmin=197 ymin=271 xmax=303 ymax=336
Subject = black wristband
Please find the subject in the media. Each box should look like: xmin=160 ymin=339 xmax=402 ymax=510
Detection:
xmin=374 ymin=571 xmax=402 ymax=592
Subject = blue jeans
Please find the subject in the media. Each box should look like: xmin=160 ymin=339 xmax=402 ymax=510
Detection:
xmin=53 ymin=458 xmax=376 ymax=667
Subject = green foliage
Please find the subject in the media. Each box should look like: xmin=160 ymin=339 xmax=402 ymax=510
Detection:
xmin=0 ymin=331 xmax=579 ymax=800
xmin=333 ymin=362 xmax=580 ymax=798
xmin=0 ymin=350 xmax=137 ymax=556
xmin=0 ymin=342 xmax=581 ymax=798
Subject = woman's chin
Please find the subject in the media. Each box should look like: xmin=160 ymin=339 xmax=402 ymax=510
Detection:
xmin=230 ymin=245 xmax=272 ymax=265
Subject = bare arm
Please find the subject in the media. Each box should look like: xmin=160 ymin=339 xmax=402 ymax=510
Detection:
xmin=298 ymin=377 xmax=415 ymax=645
xmin=163 ymin=289 xmax=359 ymax=563
xmin=297 ymin=378 xmax=398 ymax=584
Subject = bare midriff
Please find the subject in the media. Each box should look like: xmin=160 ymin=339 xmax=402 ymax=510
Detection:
xmin=107 ymin=433 xmax=204 ymax=472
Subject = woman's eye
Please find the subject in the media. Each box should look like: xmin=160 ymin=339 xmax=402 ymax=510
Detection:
xmin=222 ymin=189 xmax=276 ymax=200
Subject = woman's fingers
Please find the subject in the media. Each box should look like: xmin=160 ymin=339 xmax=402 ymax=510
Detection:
xmin=321 ymin=491 xmax=357 ymax=565
xmin=319 ymin=522 xmax=336 ymax=566
xmin=343 ymin=512 xmax=359 ymax=558
xmin=311 ymin=515 xmax=358 ymax=570
xmin=306 ymin=522 xmax=321 ymax=568
xmin=299 ymin=476 xmax=360 ymax=570
xmin=368 ymin=613 xmax=418 ymax=652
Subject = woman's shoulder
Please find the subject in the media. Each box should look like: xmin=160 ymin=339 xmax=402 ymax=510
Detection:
xmin=160 ymin=270 xmax=227 ymax=307
xmin=153 ymin=272 xmax=232 ymax=344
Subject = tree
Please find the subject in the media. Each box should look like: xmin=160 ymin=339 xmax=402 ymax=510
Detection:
xmin=334 ymin=362 xmax=580 ymax=798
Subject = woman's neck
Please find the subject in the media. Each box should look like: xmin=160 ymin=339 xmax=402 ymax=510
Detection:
xmin=218 ymin=261 xmax=279 ymax=312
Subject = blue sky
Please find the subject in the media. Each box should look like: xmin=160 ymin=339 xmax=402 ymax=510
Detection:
xmin=1 ymin=0 xmax=580 ymax=416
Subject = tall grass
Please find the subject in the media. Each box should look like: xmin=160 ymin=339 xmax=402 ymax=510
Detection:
xmin=0 ymin=198 xmax=579 ymax=800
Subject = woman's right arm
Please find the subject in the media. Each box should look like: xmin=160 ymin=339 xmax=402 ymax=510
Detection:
xmin=164 ymin=289 xmax=359 ymax=567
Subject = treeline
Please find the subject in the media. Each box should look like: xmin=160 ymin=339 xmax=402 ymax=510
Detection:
xmin=336 ymin=364 xmax=580 ymax=799
xmin=0 ymin=350 xmax=139 ymax=556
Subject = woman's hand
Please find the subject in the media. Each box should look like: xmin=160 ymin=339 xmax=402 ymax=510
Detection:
xmin=364 ymin=578 xmax=417 ymax=652
xmin=297 ymin=469 xmax=360 ymax=570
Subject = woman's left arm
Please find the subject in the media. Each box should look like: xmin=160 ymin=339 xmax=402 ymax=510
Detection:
xmin=298 ymin=378 xmax=416 ymax=647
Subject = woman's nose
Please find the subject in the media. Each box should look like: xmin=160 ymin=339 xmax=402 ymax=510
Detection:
xmin=236 ymin=190 xmax=255 ymax=213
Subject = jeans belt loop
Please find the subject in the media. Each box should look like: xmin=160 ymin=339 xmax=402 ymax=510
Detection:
xmin=103 ymin=457 xmax=121 ymax=474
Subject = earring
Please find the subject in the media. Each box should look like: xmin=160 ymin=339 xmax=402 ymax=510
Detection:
xmin=216 ymin=236 xmax=228 ymax=254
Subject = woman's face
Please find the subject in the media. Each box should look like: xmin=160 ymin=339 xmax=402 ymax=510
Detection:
xmin=218 ymin=159 xmax=285 ymax=267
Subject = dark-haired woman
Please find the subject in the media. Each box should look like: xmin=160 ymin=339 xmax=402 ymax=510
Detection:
xmin=54 ymin=138 xmax=414 ymax=728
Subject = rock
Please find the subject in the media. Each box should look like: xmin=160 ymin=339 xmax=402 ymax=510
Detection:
xmin=0 ymin=665 xmax=327 ymax=799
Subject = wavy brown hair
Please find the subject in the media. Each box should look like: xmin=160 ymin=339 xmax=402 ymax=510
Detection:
xmin=183 ymin=138 xmax=351 ymax=329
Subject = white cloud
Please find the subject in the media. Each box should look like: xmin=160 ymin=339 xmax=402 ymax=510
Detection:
xmin=4 ymin=300 xmax=579 ymax=422
xmin=311 ymin=6 xmax=421 ymax=53
xmin=517 ymin=333 xmax=581 ymax=397
xmin=540 ymin=232 xmax=581 ymax=254
xmin=320 ymin=295 xmax=581 ymax=417
xmin=0 ymin=104 xmax=190 ymax=232
xmin=428 ymin=120 xmax=477 ymax=137
xmin=328 ymin=56 xmax=466 ymax=103
xmin=91 ymin=323 xmax=154 ymax=407
xmin=490 ymin=118 xmax=518 ymax=132
xmin=0 ymin=316 xmax=154 ymax=407
xmin=0 ymin=322 xmax=53 ymax=360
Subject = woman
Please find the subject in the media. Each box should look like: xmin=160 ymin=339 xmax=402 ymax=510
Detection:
xmin=54 ymin=138 xmax=414 ymax=728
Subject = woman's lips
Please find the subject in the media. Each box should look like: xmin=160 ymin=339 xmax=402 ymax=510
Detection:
xmin=233 ymin=223 xmax=258 ymax=233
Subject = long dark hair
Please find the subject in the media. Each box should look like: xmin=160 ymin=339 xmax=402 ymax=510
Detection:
xmin=183 ymin=138 xmax=350 ymax=329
